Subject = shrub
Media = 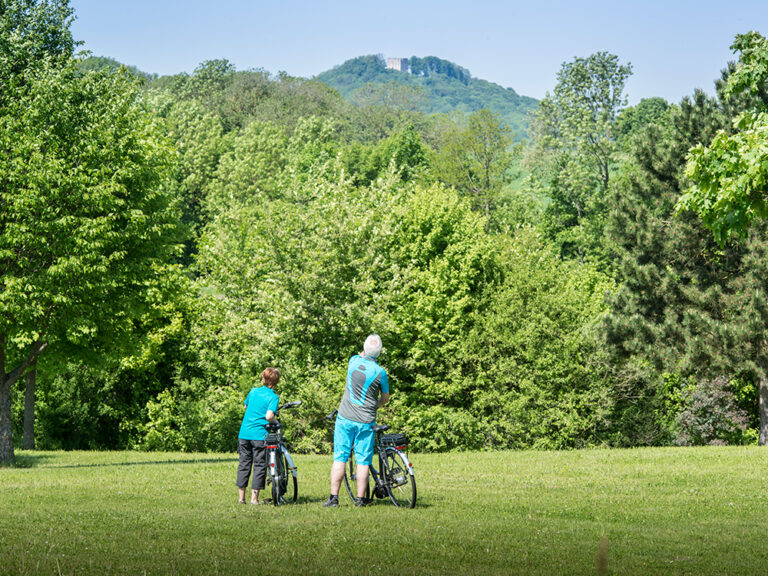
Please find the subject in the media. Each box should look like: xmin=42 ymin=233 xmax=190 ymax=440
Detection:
xmin=674 ymin=376 xmax=750 ymax=446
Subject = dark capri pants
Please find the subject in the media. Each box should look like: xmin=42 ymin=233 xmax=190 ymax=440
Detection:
xmin=236 ymin=439 xmax=268 ymax=490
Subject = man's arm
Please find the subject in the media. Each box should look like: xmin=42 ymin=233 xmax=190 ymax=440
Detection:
xmin=265 ymin=410 xmax=276 ymax=423
xmin=379 ymin=370 xmax=390 ymax=407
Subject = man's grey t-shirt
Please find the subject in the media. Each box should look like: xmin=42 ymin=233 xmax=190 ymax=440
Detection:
xmin=338 ymin=354 xmax=389 ymax=424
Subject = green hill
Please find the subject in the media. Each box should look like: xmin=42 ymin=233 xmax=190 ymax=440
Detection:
xmin=77 ymin=55 xmax=156 ymax=81
xmin=316 ymin=54 xmax=538 ymax=137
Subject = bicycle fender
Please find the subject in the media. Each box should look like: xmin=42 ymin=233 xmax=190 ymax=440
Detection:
xmin=268 ymin=449 xmax=278 ymax=478
xmin=281 ymin=446 xmax=298 ymax=478
xmin=395 ymin=449 xmax=415 ymax=476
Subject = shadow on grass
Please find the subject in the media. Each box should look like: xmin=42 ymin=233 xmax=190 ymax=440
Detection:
xmin=5 ymin=453 xmax=56 ymax=468
xmin=10 ymin=454 xmax=237 ymax=469
xmin=296 ymin=494 xmax=428 ymax=508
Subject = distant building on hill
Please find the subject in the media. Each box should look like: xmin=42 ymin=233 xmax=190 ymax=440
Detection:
xmin=386 ymin=57 xmax=409 ymax=72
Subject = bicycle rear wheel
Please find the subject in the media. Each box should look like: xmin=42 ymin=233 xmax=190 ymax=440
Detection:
xmin=384 ymin=448 xmax=416 ymax=508
xmin=343 ymin=450 xmax=370 ymax=502
xmin=270 ymin=450 xmax=283 ymax=506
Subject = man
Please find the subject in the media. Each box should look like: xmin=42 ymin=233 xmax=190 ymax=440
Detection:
xmin=323 ymin=334 xmax=389 ymax=507
xmin=236 ymin=367 xmax=280 ymax=505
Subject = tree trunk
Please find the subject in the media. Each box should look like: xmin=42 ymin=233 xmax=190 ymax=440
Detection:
xmin=759 ymin=374 xmax=768 ymax=446
xmin=0 ymin=378 xmax=13 ymax=464
xmin=0 ymin=339 xmax=48 ymax=464
xmin=22 ymin=362 xmax=36 ymax=450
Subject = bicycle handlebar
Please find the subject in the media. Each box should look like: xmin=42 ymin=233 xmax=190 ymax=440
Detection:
xmin=325 ymin=409 xmax=338 ymax=421
xmin=276 ymin=400 xmax=302 ymax=413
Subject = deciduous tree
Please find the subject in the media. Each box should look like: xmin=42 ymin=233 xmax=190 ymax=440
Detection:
xmin=432 ymin=109 xmax=516 ymax=221
xmin=679 ymin=32 xmax=768 ymax=244
xmin=527 ymin=52 xmax=632 ymax=268
xmin=0 ymin=61 xmax=181 ymax=463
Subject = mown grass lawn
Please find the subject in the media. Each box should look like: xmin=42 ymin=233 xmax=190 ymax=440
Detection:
xmin=1 ymin=447 xmax=768 ymax=575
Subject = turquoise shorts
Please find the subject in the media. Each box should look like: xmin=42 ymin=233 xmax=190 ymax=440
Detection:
xmin=333 ymin=415 xmax=376 ymax=466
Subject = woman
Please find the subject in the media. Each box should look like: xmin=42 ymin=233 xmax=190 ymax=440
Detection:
xmin=236 ymin=367 xmax=280 ymax=504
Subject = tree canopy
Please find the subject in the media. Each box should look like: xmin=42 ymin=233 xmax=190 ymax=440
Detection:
xmin=679 ymin=31 xmax=768 ymax=244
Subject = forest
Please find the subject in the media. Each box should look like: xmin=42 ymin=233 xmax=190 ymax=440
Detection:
xmin=2 ymin=1 xmax=768 ymax=464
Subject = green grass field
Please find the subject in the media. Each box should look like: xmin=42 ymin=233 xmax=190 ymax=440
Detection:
xmin=2 ymin=447 xmax=768 ymax=575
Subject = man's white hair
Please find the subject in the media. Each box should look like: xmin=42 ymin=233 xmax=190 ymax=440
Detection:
xmin=363 ymin=334 xmax=383 ymax=359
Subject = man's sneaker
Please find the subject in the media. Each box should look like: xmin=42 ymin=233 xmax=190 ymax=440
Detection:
xmin=322 ymin=495 xmax=339 ymax=508
xmin=354 ymin=497 xmax=371 ymax=507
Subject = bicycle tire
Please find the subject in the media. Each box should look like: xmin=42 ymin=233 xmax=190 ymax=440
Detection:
xmin=343 ymin=450 xmax=370 ymax=502
xmin=384 ymin=448 xmax=416 ymax=508
xmin=271 ymin=450 xmax=298 ymax=506
xmin=280 ymin=451 xmax=298 ymax=504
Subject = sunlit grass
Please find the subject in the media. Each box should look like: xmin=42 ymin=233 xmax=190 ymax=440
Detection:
xmin=2 ymin=447 xmax=768 ymax=575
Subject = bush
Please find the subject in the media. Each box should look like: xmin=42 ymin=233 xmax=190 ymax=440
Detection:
xmin=137 ymin=385 xmax=243 ymax=452
xmin=674 ymin=376 xmax=751 ymax=446
xmin=400 ymin=404 xmax=484 ymax=452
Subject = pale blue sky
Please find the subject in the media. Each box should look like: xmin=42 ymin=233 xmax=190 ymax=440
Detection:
xmin=69 ymin=0 xmax=764 ymax=105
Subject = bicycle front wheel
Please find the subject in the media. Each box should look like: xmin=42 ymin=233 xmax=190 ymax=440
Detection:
xmin=272 ymin=451 xmax=298 ymax=506
xmin=280 ymin=451 xmax=298 ymax=504
xmin=343 ymin=450 xmax=370 ymax=502
xmin=384 ymin=448 xmax=416 ymax=508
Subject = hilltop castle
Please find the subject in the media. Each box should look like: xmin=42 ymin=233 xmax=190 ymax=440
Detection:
xmin=385 ymin=58 xmax=408 ymax=72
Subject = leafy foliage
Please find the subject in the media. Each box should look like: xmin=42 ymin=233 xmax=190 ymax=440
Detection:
xmin=0 ymin=61 xmax=181 ymax=356
xmin=77 ymin=55 xmax=155 ymax=81
xmin=152 ymin=60 xmax=347 ymax=134
xmin=679 ymin=31 xmax=768 ymax=243
xmin=0 ymin=0 xmax=76 ymax=88
xmin=455 ymin=227 xmax=614 ymax=450
xmin=409 ymin=56 xmax=471 ymax=84
xmin=615 ymin=97 xmax=670 ymax=147
xmin=431 ymin=109 xmax=517 ymax=220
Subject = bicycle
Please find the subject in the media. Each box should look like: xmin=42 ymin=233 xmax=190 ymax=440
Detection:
xmin=327 ymin=409 xmax=417 ymax=508
xmin=265 ymin=400 xmax=301 ymax=506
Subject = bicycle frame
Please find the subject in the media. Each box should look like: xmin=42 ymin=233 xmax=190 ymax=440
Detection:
xmin=367 ymin=458 xmax=385 ymax=493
